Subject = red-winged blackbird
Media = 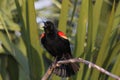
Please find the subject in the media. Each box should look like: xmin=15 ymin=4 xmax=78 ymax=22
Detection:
xmin=40 ymin=21 xmax=79 ymax=77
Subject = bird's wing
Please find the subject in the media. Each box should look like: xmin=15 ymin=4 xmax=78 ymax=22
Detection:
xmin=57 ymin=31 xmax=68 ymax=39
xmin=57 ymin=31 xmax=73 ymax=58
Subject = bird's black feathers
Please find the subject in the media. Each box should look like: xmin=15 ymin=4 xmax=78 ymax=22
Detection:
xmin=41 ymin=21 xmax=79 ymax=77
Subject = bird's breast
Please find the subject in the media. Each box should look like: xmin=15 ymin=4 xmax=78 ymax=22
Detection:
xmin=45 ymin=37 xmax=65 ymax=57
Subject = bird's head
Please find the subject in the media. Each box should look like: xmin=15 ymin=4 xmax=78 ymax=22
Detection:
xmin=43 ymin=21 xmax=56 ymax=34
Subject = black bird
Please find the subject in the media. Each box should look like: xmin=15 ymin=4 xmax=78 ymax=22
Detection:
xmin=40 ymin=21 xmax=79 ymax=77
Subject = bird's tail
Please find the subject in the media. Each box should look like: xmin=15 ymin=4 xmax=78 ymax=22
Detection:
xmin=53 ymin=62 xmax=79 ymax=77
xmin=53 ymin=54 xmax=79 ymax=77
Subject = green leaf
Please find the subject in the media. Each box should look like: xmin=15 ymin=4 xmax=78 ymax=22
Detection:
xmin=83 ymin=0 xmax=93 ymax=79
xmin=92 ymin=0 xmax=104 ymax=48
xmin=113 ymin=1 xmax=120 ymax=29
xmin=7 ymin=55 xmax=19 ymax=80
xmin=15 ymin=0 xmax=45 ymax=79
xmin=108 ymin=47 xmax=120 ymax=80
xmin=58 ymin=0 xmax=69 ymax=33
xmin=25 ymin=0 xmax=45 ymax=79
xmin=74 ymin=0 xmax=88 ymax=57
xmin=75 ymin=0 xmax=88 ymax=79
xmin=0 ymin=12 xmax=20 ymax=31
xmin=0 ymin=56 xmax=7 ymax=80
xmin=70 ymin=0 xmax=78 ymax=23
xmin=0 ymin=74 xmax=3 ymax=80
xmin=0 ymin=32 xmax=30 ymax=80
xmin=91 ymin=1 xmax=115 ymax=79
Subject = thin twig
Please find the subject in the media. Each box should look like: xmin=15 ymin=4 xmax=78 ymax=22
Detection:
xmin=58 ymin=58 xmax=120 ymax=80
xmin=41 ymin=58 xmax=120 ymax=80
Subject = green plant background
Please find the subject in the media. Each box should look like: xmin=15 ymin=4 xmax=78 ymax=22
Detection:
xmin=0 ymin=0 xmax=120 ymax=80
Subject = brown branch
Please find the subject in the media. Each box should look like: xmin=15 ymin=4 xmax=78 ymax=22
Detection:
xmin=41 ymin=58 xmax=120 ymax=80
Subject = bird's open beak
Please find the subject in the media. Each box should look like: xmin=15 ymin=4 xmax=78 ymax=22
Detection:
xmin=42 ymin=22 xmax=47 ymax=28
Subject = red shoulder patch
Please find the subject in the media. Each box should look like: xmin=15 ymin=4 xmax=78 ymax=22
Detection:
xmin=40 ymin=33 xmax=45 ymax=38
xmin=57 ymin=31 xmax=68 ymax=39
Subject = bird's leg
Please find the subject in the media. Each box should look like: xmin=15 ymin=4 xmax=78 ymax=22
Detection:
xmin=45 ymin=57 xmax=58 ymax=78
xmin=53 ymin=56 xmax=58 ymax=64
xmin=53 ymin=56 xmax=61 ymax=67
xmin=49 ymin=57 xmax=58 ymax=69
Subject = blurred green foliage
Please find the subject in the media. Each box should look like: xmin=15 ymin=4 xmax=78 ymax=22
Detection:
xmin=0 ymin=0 xmax=120 ymax=80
